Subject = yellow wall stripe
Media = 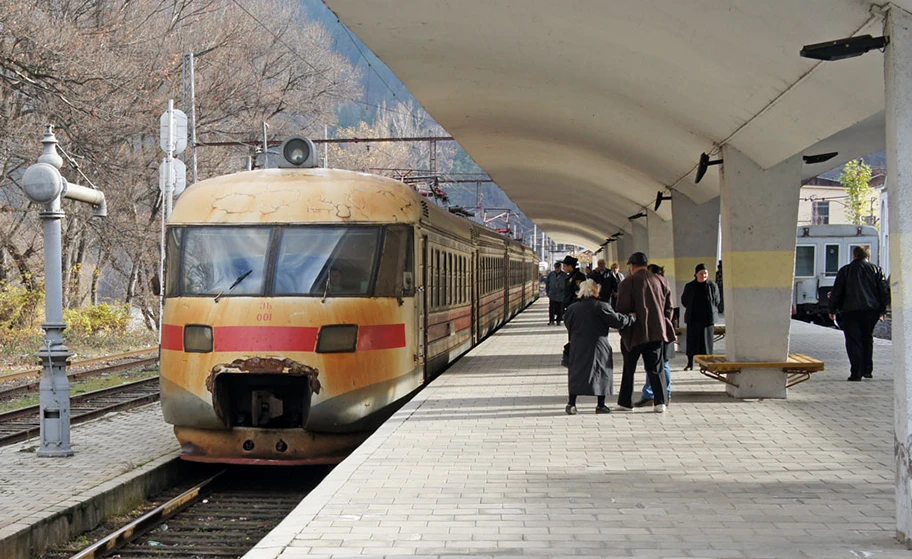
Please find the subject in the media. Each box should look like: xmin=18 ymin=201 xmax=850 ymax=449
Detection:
xmin=675 ymin=256 xmax=715 ymax=280
xmin=724 ymin=250 xmax=795 ymax=289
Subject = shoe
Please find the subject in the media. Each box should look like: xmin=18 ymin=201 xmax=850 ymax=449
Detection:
xmin=847 ymin=376 xmax=862 ymax=382
xmin=595 ymin=405 xmax=611 ymax=414
xmin=565 ymin=405 xmax=578 ymax=415
xmin=612 ymin=405 xmax=634 ymax=412
xmin=654 ymin=404 xmax=666 ymax=413
xmin=633 ymin=398 xmax=654 ymax=408
xmin=863 ymin=373 xmax=873 ymax=379
xmin=548 ymin=322 xmax=554 ymax=325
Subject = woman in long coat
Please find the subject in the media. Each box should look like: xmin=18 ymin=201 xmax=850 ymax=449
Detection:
xmin=563 ymin=279 xmax=635 ymax=415
xmin=681 ymin=263 xmax=722 ymax=370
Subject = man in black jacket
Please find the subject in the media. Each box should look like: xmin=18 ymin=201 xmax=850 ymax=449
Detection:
xmin=828 ymin=245 xmax=890 ymax=381
xmin=561 ymin=255 xmax=587 ymax=309
xmin=588 ymin=258 xmax=618 ymax=305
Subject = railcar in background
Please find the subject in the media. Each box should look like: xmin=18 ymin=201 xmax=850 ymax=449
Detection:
xmin=160 ymin=137 xmax=537 ymax=464
xmin=792 ymin=224 xmax=879 ymax=324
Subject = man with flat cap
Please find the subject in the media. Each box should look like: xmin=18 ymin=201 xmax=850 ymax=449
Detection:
xmin=561 ymin=255 xmax=587 ymax=310
xmin=614 ymin=252 xmax=675 ymax=413
xmin=680 ymin=262 xmax=722 ymax=371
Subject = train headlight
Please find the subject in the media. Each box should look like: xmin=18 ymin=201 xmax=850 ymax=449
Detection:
xmin=278 ymin=137 xmax=317 ymax=168
xmin=184 ymin=324 xmax=213 ymax=353
xmin=316 ymin=324 xmax=358 ymax=353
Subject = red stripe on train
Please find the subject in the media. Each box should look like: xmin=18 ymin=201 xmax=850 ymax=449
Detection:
xmin=160 ymin=324 xmax=405 ymax=352
xmin=214 ymin=326 xmax=319 ymax=352
xmin=357 ymin=324 xmax=407 ymax=351
xmin=161 ymin=324 xmax=184 ymax=351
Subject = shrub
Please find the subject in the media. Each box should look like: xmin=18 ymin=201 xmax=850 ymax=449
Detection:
xmin=0 ymin=280 xmax=44 ymax=330
xmin=63 ymin=303 xmax=131 ymax=336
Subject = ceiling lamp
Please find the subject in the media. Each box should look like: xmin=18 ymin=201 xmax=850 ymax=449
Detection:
xmin=695 ymin=152 xmax=722 ymax=184
xmin=800 ymin=35 xmax=888 ymax=61
xmin=654 ymin=191 xmax=673 ymax=211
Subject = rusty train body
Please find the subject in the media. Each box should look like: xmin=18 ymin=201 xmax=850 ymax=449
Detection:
xmin=160 ymin=138 xmax=538 ymax=464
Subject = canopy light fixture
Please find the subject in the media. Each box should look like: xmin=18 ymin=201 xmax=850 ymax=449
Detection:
xmin=628 ymin=212 xmax=647 ymax=220
xmin=695 ymin=152 xmax=722 ymax=184
xmin=803 ymin=152 xmax=839 ymax=164
xmin=603 ymin=238 xmax=617 ymax=244
xmin=800 ymin=35 xmax=888 ymax=61
xmin=610 ymin=231 xmax=623 ymax=238
xmin=654 ymin=191 xmax=673 ymax=212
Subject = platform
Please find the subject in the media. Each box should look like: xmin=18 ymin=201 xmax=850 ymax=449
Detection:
xmin=0 ymin=405 xmax=180 ymax=558
xmin=247 ymin=298 xmax=904 ymax=559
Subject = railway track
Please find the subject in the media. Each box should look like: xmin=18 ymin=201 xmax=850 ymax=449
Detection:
xmin=0 ymin=377 xmax=161 ymax=447
xmin=0 ymin=351 xmax=159 ymax=401
xmin=64 ymin=467 xmax=325 ymax=559
xmin=0 ymin=348 xmax=158 ymax=384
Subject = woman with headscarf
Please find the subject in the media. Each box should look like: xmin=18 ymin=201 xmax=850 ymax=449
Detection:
xmin=681 ymin=263 xmax=722 ymax=370
xmin=563 ymin=279 xmax=635 ymax=414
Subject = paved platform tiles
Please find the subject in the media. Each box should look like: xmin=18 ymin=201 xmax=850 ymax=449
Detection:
xmin=0 ymin=405 xmax=179 ymax=553
xmin=247 ymin=299 xmax=904 ymax=559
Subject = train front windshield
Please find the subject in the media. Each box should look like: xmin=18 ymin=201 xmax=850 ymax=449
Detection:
xmin=165 ymin=225 xmax=413 ymax=298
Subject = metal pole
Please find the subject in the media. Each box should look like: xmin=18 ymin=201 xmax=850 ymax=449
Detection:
xmin=187 ymin=54 xmax=198 ymax=184
xmin=262 ymin=121 xmax=269 ymax=169
xmin=324 ymin=124 xmax=329 ymax=168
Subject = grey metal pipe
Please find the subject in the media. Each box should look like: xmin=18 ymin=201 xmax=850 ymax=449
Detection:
xmin=63 ymin=182 xmax=106 ymax=217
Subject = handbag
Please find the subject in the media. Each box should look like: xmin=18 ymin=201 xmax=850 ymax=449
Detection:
xmin=561 ymin=343 xmax=571 ymax=367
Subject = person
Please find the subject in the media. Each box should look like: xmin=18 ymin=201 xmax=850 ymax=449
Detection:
xmin=561 ymin=255 xmax=587 ymax=309
xmin=545 ymin=262 xmax=567 ymax=325
xmin=588 ymin=258 xmax=618 ymax=305
xmin=681 ymin=263 xmax=722 ymax=370
xmin=634 ymin=264 xmax=674 ymax=407
xmin=609 ymin=263 xmax=624 ymax=308
xmin=584 ymin=265 xmax=592 ymax=276
xmin=715 ymin=260 xmax=724 ymax=313
xmin=563 ymin=279 xmax=635 ymax=415
xmin=614 ymin=252 xmax=675 ymax=413
xmin=828 ymin=245 xmax=890 ymax=381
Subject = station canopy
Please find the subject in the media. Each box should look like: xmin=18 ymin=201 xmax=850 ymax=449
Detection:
xmin=324 ymin=0 xmax=899 ymax=248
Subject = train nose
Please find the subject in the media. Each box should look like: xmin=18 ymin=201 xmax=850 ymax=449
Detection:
xmin=208 ymin=357 xmax=321 ymax=429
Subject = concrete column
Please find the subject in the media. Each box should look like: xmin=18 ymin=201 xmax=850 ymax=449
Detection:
xmin=616 ymin=234 xmax=632 ymax=266
xmin=630 ymin=221 xmax=648 ymax=253
xmin=672 ymin=193 xmax=720 ymax=308
xmin=647 ymin=211 xmax=677 ymax=302
xmin=885 ymin=6 xmax=912 ymax=547
xmin=719 ymin=146 xmax=801 ymax=399
xmin=606 ymin=242 xmax=618 ymax=268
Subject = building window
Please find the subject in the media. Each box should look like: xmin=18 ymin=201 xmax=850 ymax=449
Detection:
xmin=811 ymin=200 xmax=829 ymax=225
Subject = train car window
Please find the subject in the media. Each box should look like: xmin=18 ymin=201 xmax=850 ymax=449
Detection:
xmin=375 ymin=226 xmax=414 ymax=297
xmin=794 ymin=245 xmax=815 ymax=277
xmin=164 ymin=227 xmax=182 ymax=297
xmin=181 ymin=227 xmax=271 ymax=296
xmin=824 ymin=244 xmax=840 ymax=277
xmin=274 ymin=226 xmax=379 ymax=296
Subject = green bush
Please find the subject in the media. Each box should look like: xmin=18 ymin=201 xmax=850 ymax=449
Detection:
xmin=0 ymin=280 xmax=43 ymax=330
xmin=63 ymin=303 xmax=131 ymax=336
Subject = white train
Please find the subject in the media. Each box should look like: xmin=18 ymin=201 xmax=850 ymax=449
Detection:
xmin=792 ymin=224 xmax=880 ymax=324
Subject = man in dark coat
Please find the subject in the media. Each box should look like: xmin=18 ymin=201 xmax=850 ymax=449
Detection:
xmin=614 ymin=252 xmax=675 ymax=413
xmin=561 ymin=255 xmax=587 ymax=309
xmin=563 ymin=279 xmax=634 ymax=414
xmin=544 ymin=261 xmax=567 ymax=325
xmin=588 ymin=258 xmax=618 ymax=305
xmin=828 ymin=245 xmax=890 ymax=381
xmin=680 ymin=263 xmax=722 ymax=370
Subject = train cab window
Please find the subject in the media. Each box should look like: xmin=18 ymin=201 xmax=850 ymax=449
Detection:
xmin=794 ymin=245 xmax=815 ymax=277
xmin=164 ymin=227 xmax=182 ymax=297
xmin=274 ymin=226 xmax=379 ymax=296
xmin=180 ymin=227 xmax=271 ymax=296
xmin=374 ymin=226 xmax=414 ymax=297
xmin=824 ymin=244 xmax=840 ymax=277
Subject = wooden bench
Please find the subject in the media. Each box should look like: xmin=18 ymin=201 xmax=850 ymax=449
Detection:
xmin=693 ymin=354 xmax=824 ymax=388
xmin=675 ymin=325 xmax=726 ymax=342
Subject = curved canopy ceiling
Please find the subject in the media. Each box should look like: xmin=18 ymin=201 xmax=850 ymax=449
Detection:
xmin=324 ymin=0 xmax=900 ymax=248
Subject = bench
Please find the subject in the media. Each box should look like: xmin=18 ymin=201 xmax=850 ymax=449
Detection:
xmin=693 ymin=354 xmax=824 ymax=388
xmin=675 ymin=325 xmax=726 ymax=342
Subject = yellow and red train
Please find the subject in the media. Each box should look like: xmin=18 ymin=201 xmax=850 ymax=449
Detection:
xmin=160 ymin=137 xmax=538 ymax=464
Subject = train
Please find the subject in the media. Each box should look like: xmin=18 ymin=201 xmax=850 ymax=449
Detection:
xmin=159 ymin=136 xmax=539 ymax=465
xmin=792 ymin=224 xmax=880 ymax=324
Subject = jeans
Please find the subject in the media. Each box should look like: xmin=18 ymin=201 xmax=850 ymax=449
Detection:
xmin=641 ymin=360 xmax=671 ymax=400
xmin=619 ymin=341 xmax=666 ymax=407
xmin=839 ymin=310 xmax=880 ymax=378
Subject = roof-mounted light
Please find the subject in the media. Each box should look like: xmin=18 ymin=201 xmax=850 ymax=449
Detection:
xmin=278 ymin=137 xmax=317 ymax=168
